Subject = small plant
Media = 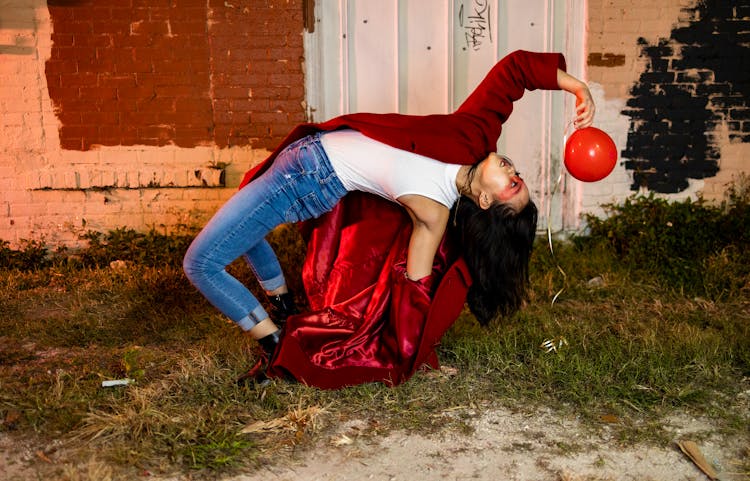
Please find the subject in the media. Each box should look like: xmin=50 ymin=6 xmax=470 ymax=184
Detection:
xmin=0 ymin=238 xmax=50 ymax=270
xmin=577 ymin=179 xmax=750 ymax=299
xmin=121 ymin=347 xmax=146 ymax=381
xmin=76 ymin=228 xmax=194 ymax=268
xmin=181 ymin=437 xmax=256 ymax=470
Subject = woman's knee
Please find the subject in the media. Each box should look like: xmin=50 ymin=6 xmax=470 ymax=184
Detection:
xmin=183 ymin=240 xmax=212 ymax=281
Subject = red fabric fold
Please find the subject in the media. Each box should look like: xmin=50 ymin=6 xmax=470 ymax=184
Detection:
xmin=267 ymin=193 xmax=471 ymax=389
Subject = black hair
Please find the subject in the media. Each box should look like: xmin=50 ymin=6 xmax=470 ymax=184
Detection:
xmin=450 ymin=191 xmax=538 ymax=326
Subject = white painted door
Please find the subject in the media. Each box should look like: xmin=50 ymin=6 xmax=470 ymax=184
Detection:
xmin=304 ymin=0 xmax=587 ymax=233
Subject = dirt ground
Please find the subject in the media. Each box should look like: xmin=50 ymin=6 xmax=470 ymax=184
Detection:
xmin=2 ymin=406 xmax=747 ymax=481
xmin=226 ymin=407 xmax=746 ymax=481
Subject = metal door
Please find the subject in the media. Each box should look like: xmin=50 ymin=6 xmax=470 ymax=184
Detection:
xmin=304 ymin=0 xmax=587 ymax=232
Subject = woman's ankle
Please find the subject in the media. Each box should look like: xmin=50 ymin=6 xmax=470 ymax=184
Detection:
xmin=248 ymin=318 xmax=279 ymax=339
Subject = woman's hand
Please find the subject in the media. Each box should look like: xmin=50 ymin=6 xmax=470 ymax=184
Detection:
xmin=557 ymin=69 xmax=595 ymax=129
xmin=574 ymin=86 xmax=595 ymax=129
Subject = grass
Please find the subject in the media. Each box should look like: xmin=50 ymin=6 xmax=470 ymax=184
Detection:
xmin=1 ymin=192 xmax=749 ymax=479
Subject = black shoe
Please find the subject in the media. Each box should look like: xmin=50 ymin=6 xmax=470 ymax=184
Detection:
xmin=257 ymin=329 xmax=281 ymax=358
xmin=235 ymin=357 xmax=272 ymax=387
xmin=236 ymin=329 xmax=281 ymax=387
xmin=268 ymin=292 xmax=298 ymax=326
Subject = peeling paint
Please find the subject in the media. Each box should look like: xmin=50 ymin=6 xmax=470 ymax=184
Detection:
xmin=588 ymin=52 xmax=626 ymax=67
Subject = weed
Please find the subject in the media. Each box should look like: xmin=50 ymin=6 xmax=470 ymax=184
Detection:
xmin=578 ymin=181 xmax=750 ymax=299
xmin=0 ymin=238 xmax=50 ymax=270
xmin=181 ymin=437 xmax=257 ymax=470
xmin=75 ymin=228 xmax=194 ymax=268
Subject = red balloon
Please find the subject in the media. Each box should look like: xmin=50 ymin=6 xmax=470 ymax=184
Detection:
xmin=564 ymin=127 xmax=617 ymax=182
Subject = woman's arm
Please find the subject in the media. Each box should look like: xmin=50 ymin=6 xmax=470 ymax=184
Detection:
xmin=457 ymin=50 xmax=565 ymax=118
xmin=399 ymin=195 xmax=450 ymax=281
xmin=406 ymin=222 xmax=444 ymax=280
xmin=557 ymin=69 xmax=595 ymax=129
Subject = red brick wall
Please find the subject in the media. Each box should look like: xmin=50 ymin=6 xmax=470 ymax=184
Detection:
xmin=45 ymin=0 xmax=305 ymax=151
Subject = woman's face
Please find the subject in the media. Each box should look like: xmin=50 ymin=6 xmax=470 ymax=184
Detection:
xmin=476 ymin=153 xmax=529 ymax=212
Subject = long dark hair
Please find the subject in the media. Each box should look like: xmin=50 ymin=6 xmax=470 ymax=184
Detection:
xmin=450 ymin=187 xmax=538 ymax=326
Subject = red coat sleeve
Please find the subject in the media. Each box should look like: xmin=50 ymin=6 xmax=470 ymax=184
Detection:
xmin=457 ymin=49 xmax=566 ymax=123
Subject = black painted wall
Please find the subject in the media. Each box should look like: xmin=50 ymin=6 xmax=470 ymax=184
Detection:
xmin=622 ymin=0 xmax=750 ymax=194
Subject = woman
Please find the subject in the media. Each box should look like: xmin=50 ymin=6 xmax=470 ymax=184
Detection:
xmin=184 ymin=50 xmax=594 ymax=387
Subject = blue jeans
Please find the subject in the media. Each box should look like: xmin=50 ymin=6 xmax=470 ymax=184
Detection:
xmin=183 ymin=134 xmax=347 ymax=331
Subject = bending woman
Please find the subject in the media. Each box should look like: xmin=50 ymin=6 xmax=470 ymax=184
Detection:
xmin=183 ymin=50 xmax=594 ymax=387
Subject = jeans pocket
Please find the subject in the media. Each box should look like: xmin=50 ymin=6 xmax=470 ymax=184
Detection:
xmin=284 ymin=191 xmax=328 ymax=222
xmin=293 ymin=144 xmax=321 ymax=175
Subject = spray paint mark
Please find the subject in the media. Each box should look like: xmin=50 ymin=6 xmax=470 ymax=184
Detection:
xmin=459 ymin=0 xmax=492 ymax=51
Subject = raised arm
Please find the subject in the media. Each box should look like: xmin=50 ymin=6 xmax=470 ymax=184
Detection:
xmin=456 ymin=50 xmax=566 ymax=121
xmin=557 ymin=69 xmax=595 ymax=129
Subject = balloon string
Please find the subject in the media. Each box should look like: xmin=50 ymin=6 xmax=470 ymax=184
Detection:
xmin=546 ymin=120 xmax=576 ymax=307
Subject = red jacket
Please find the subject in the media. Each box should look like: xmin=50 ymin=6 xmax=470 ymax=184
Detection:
xmin=240 ymin=50 xmax=566 ymax=388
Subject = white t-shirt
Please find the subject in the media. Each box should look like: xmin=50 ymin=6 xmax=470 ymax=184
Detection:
xmin=320 ymin=129 xmax=460 ymax=208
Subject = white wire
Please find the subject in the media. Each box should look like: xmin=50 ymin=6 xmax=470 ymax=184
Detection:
xmin=547 ymin=119 xmax=575 ymax=306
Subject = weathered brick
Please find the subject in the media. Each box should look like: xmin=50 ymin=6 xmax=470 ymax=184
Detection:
xmin=0 ymin=112 xmax=25 ymax=127
xmin=62 ymin=20 xmax=94 ymax=35
xmin=174 ymin=0 xmax=205 ymax=8
xmin=729 ymin=108 xmax=750 ymax=121
xmin=130 ymin=20 xmax=170 ymax=35
xmin=167 ymin=7 xmax=207 ymax=21
xmin=59 ymin=72 xmax=98 ymax=88
xmin=213 ymin=86 xmax=251 ymax=99
xmin=9 ymin=202 xmax=49 ymax=217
